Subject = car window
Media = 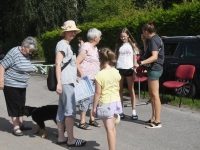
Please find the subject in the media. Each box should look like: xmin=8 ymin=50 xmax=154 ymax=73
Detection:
xmin=174 ymin=42 xmax=186 ymax=57
xmin=183 ymin=42 xmax=200 ymax=58
xmin=164 ymin=42 xmax=179 ymax=56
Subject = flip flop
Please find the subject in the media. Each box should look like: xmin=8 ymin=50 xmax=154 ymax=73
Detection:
xmin=56 ymin=138 xmax=68 ymax=145
xmin=67 ymin=139 xmax=86 ymax=147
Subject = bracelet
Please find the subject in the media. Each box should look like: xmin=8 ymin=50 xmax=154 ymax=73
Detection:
xmin=138 ymin=61 xmax=142 ymax=66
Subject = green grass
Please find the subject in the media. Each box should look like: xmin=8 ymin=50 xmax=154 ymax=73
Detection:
xmin=162 ymin=94 xmax=200 ymax=110
xmin=124 ymin=88 xmax=200 ymax=111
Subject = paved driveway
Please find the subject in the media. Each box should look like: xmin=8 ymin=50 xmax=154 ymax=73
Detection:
xmin=0 ymin=74 xmax=200 ymax=150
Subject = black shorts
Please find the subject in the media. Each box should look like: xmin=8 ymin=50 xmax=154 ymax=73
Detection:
xmin=3 ymin=86 xmax=26 ymax=117
xmin=118 ymin=69 xmax=133 ymax=77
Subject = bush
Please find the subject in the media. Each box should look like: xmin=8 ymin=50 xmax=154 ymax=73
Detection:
xmin=40 ymin=29 xmax=61 ymax=63
xmin=40 ymin=2 xmax=200 ymax=63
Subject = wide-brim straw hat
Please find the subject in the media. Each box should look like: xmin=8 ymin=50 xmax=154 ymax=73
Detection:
xmin=60 ymin=20 xmax=81 ymax=36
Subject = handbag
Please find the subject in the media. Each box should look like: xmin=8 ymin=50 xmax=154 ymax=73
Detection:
xmin=47 ymin=58 xmax=71 ymax=91
xmin=97 ymin=105 xmax=112 ymax=118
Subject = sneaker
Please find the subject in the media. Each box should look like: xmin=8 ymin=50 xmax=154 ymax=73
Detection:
xmin=145 ymin=122 xmax=162 ymax=129
xmin=132 ymin=115 xmax=138 ymax=120
xmin=119 ymin=113 xmax=125 ymax=119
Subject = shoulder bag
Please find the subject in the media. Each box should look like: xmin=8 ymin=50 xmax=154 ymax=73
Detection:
xmin=47 ymin=58 xmax=71 ymax=91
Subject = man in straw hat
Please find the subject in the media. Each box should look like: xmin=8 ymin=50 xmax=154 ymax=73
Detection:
xmin=55 ymin=20 xmax=86 ymax=147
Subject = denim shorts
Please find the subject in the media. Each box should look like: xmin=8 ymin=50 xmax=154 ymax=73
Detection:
xmin=99 ymin=101 xmax=122 ymax=119
xmin=56 ymin=84 xmax=76 ymax=122
xmin=147 ymin=69 xmax=163 ymax=80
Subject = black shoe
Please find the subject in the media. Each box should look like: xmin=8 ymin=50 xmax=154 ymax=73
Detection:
xmin=132 ymin=115 xmax=138 ymax=120
xmin=20 ymin=125 xmax=32 ymax=131
xmin=119 ymin=113 xmax=125 ymax=119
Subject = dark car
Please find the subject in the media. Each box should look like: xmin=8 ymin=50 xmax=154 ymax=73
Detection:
xmin=161 ymin=35 xmax=200 ymax=97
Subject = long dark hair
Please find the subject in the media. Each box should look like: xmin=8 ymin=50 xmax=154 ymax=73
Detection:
xmin=115 ymin=28 xmax=139 ymax=58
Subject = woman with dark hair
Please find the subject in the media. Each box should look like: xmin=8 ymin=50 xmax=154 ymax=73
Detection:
xmin=115 ymin=28 xmax=139 ymax=120
xmin=139 ymin=21 xmax=164 ymax=128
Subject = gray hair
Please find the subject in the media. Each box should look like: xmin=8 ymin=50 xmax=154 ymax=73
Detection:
xmin=21 ymin=36 xmax=38 ymax=51
xmin=87 ymin=28 xmax=102 ymax=41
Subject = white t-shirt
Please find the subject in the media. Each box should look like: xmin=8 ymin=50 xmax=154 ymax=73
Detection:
xmin=116 ymin=43 xmax=135 ymax=69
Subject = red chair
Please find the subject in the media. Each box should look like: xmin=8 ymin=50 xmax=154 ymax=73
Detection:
xmin=162 ymin=65 xmax=195 ymax=107
xmin=134 ymin=66 xmax=147 ymax=100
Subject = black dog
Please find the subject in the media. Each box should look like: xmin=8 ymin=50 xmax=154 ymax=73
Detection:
xmin=23 ymin=105 xmax=58 ymax=138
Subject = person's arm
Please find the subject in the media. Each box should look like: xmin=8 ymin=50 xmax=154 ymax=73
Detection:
xmin=0 ymin=65 xmax=5 ymax=90
xmin=92 ymin=80 xmax=101 ymax=117
xmin=76 ymin=49 xmax=86 ymax=77
xmin=140 ymin=51 xmax=158 ymax=65
xmin=55 ymin=51 xmax=64 ymax=94
xmin=133 ymin=54 xmax=139 ymax=73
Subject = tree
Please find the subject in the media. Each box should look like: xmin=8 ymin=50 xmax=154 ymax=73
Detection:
xmin=0 ymin=0 xmax=78 ymax=39
xmin=82 ymin=0 xmax=137 ymax=22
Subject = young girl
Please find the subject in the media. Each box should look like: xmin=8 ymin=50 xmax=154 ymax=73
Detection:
xmin=92 ymin=47 xmax=122 ymax=150
xmin=115 ymin=28 xmax=139 ymax=120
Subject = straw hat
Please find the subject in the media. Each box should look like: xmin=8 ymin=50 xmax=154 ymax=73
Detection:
xmin=60 ymin=20 xmax=81 ymax=36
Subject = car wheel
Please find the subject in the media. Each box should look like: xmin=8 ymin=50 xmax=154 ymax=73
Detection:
xmin=174 ymin=79 xmax=196 ymax=97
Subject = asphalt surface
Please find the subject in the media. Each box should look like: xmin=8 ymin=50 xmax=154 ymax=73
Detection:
xmin=0 ymin=74 xmax=200 ymax=150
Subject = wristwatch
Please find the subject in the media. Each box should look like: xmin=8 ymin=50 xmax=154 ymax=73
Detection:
xmin=138 ymin=61 xmax=142 ymax=66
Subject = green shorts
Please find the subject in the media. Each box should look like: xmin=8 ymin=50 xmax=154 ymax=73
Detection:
xmin=147 ymin=69 xmax=163 ymax=80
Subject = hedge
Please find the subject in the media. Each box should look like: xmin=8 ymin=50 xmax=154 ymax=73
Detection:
xmin=40 ymin=2 xmax=200 ymax=63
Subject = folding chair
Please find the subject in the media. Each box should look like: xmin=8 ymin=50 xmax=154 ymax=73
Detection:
xmin=124 ymin=65 xmax=148 ymax=107
xmin=162 ymin=65 xmax=195 ymax=107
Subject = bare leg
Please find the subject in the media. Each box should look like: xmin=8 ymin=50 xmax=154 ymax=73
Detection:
xmin=103 ymin=117 xmax=116 ymax=150
xmin=89 ymin=109 xmax=95 ymax=121
xmin=148 ymin=82 xmax=155 ymax=121
xmin=119 ymin=77 xmax=124 ymax=106
xmin=126 ymin=76 xmax=136 ymax=109
xmin=65 ymin=116 xmax=76 ymax=145
xmin=19 ymin=116 xmax=23 ymax=126
xmin=12 ymin=117 xmax=20 ymax=130
xmin=148 ymin=80 xmax=161 ymax=123
xmin=80 ymin=111 xmax=86 ymax=124
xmin=57 ymin=121 xmax=67 ymax=142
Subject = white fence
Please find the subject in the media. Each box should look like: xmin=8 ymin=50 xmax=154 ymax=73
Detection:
xmin=32 ymin=64 xmax=54 ymax=74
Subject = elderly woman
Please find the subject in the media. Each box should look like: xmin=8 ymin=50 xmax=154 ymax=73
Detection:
xmin=0 ymin=36 xmax=37 ymax=136
xmin=76 ymin=28 xmax=102 ymax=130
xmin=55 ymin=20 xmax=86 ymax=147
